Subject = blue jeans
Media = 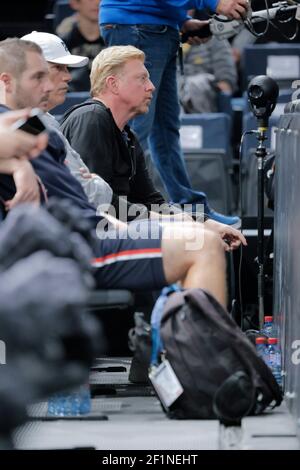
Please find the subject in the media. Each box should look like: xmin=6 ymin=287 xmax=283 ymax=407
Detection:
xmin=100 ymin=23 xmax=209 ymax=211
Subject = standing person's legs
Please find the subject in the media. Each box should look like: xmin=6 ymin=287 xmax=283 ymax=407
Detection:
xmin=100 ymin=23 xmax=209 ymax=208
xmin=148 ymin=29 xmax=208 ymax=207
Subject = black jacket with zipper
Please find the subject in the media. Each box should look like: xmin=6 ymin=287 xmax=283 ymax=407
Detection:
xmin=60 ymin=99 xmax=167 ymax=220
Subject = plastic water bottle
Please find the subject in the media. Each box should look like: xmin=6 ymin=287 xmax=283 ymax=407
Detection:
xmin=261 ymin=316 xmax=276 ymax=337
xmin=48 ymin=384 xmax=91 ymax=417
xmin=78 ymin=384 xmax=92 ymax=414
xmin=255 ymin=336 xmax=267 ymax=359
xmin=267 ymin=338 xmax=282 ymax=388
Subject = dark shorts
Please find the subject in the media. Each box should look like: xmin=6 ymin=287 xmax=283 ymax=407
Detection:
xmin=92 ymin=221 xmax=166 ymax=290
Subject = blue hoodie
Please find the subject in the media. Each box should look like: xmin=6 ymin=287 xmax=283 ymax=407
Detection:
xmin=0 ymin=105 xmax=101 ymax=228
xmin=99 ymin=0 xmax=219 ymax=29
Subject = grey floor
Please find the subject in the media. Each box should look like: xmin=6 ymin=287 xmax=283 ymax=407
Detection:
xmin=14 ymin=358 xmax=300 ymax=451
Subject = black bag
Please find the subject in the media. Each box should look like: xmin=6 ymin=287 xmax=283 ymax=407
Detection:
xmin=128 ymin=312 xmax=151 ymax=384
xmin=155 ymin=288 xmax=282 ymax=421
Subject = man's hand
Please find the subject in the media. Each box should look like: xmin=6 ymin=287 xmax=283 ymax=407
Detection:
xmin=205 ymin=218 xmax=247 ymax=251
xmin=0 ymin=110 xmax=48 ymax=160
xmin=79 ymin=166 xmax=93 ymax=179
xmin=216 ymin=0 xmax=249 ymax=20
xmin=5 ymin=159 xmax=41 ymax=210
xmin=217 ymin=80 xmax=232 ymax=93
xmin=181 ymin=19 xmax=211 ymax=44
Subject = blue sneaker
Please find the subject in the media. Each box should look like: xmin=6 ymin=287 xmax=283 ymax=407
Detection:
xmin=206 ymin=209 xmax=241 ymax=228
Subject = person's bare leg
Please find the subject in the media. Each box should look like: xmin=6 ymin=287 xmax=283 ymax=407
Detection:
xmin=161 ymin=224 xmax=227 ymax=308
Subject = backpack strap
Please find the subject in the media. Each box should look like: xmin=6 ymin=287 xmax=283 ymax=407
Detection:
xmin=150 ymin=284 xmax=181 ymax=366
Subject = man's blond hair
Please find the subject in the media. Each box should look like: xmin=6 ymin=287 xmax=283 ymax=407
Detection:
xmin=90 ymin=45 xmax=145 ymax=97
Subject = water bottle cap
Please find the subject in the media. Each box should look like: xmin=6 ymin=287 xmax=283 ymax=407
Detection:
xmin=264 ymin=316 xmax=273 ymax=322
xmin=255 ymin=337 xmax=266 ymax=344
xmin=268 ymin=338 xmax=278 ymax=344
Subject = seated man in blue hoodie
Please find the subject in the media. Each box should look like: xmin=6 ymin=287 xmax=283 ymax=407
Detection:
xmin=0 ymin=38 xmax=106 ymax=228
xmin=0 ymin=37 xmax=246 ymax=308
xmin=0 ymin=109 xmax=48 ymax=215
xmin=99 ymin=0 xmax=248 ymax=227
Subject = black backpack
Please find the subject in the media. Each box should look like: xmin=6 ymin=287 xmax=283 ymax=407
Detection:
xmin=153 ymin=288 xmax=282 ymax=421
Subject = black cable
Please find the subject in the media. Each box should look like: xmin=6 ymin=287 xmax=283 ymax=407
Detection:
xmin=248 ymin=9 xmax=298 ymax=40
xmin=245 ymin=16 xmax=270 ymax=37
xmin=209 ymin=1 xmax=298 ymax=41
xmin=269 ymin=17 xmax=299 ymax=40
xmin=246 ymin=1 xmax=299 ymax=39
xmin=277 ymin=5 xmax=297 ymax=23
xmin=241 ymin=0 xmax=270 ymax=38
xmin=245 ymin=0 xmax=271 ymax=38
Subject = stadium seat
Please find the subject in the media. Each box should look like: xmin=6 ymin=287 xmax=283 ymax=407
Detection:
xmin=145 ymin=148 xmax=233 ymax=214
xmin=180 ymin=113 xmax=233 ymax=166
xmin=241 ymin=43 xmax=300 ymax=90
xmin=217 ymin=92 xmax=233 ymax=119
xmin=184 ymin=149 xmax=233 ymax=214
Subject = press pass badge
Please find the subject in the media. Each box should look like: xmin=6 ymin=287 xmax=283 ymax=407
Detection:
xmin=149 ymin=359 xmax=183 ymax=408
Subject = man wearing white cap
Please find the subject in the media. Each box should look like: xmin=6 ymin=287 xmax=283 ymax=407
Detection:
xmin=22 ymin=31 xmax=89 ymax=68
xmin=21 ymin=31 xmax=113 ymax=209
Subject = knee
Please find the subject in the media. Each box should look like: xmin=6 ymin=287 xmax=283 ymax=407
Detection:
xmin=202 ymin=228 xmax=224 ymax=255
xmin=175 ymin=225 xmax=223 ymax=257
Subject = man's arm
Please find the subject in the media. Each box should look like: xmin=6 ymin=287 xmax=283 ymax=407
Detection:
xmin=46 ymin=115 xmax=113 ymax=209
xmin=63 ymin=142 xmax=113 ymax=208
xmin=210 ymin=38 xmax=237 ymax=92
xmin=61 ymin=108 xmax=115 ymax=183
xmin=0 ymin=110 xmax=48 ymax=160
xmin=189 ymin=0 xmax=249 ymax=20
xmin=0 ymin=157 xmax=40 ymax=209
xmin=128 ymin=136 xmax=166 ymax=208
xmin=163 ymin=1 xmax=248 ymax=25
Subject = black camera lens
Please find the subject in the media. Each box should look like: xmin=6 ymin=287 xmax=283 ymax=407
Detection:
xmin=249 ymin=85 xmax=263 ymax=100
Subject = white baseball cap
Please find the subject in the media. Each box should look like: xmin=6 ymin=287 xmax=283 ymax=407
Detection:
xmin=21 ymin=31 xmax=89 ymax=68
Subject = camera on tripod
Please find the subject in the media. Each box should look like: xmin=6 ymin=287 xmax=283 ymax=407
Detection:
xmin=248 ymin=75 xmax=279 ymax=127
xmin=246 ymin=75 xmax=279 ymax=329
